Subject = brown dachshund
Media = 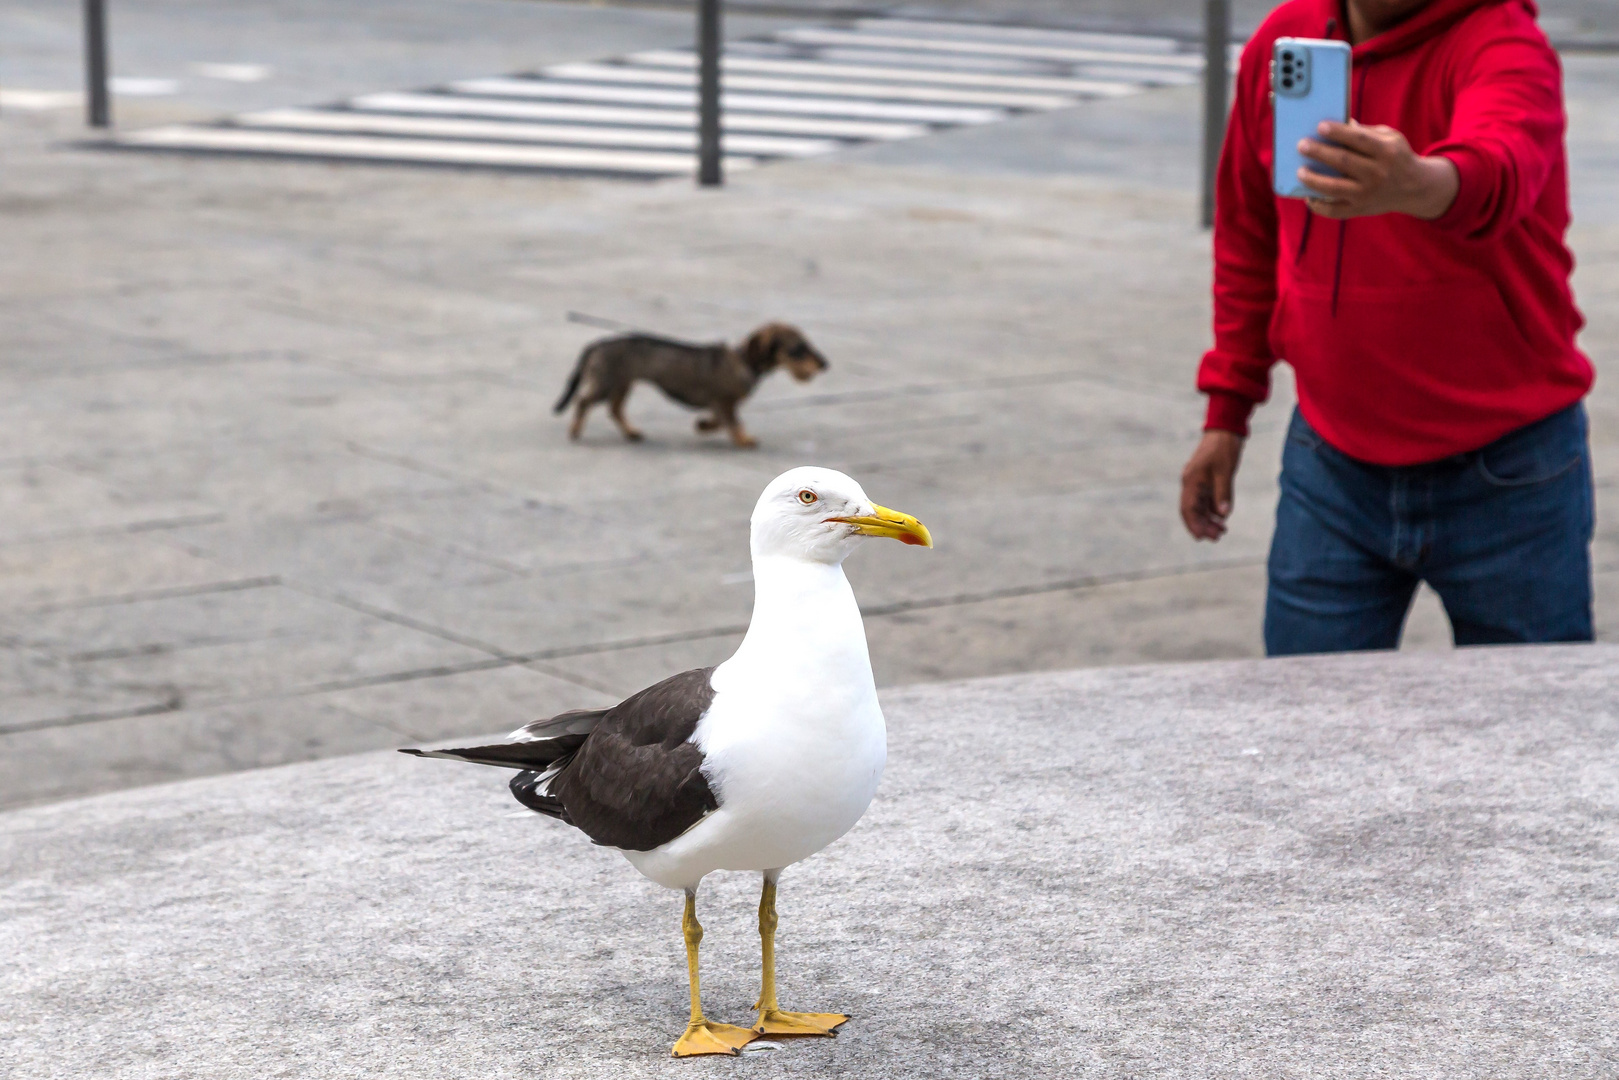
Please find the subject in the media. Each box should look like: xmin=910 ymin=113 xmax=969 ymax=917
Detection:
xmin=554 ymin=323 xmax=828 ymax=448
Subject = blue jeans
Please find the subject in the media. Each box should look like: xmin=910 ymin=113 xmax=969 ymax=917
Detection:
xmin=1265 ymin=404 xmax=1594 ymax=655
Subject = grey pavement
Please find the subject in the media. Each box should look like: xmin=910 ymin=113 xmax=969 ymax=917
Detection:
xmin=1 ymin=0 xmax=1617 ymax=810
xmin=4 ymin=646 xmax=1616 ymax=1078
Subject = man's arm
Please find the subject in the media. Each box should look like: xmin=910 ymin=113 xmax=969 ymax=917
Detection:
xmin=1295 ymin=31 xmax=1564 ymax=233
xmin=1182 ymin=41 xmax=1277 ymax=542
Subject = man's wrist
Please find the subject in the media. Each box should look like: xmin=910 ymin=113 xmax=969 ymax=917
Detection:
xmin=1406 ymin=155 xmax=1460 ymax=220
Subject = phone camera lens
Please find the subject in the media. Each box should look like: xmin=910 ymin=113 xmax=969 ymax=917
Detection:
xmin=1281 ymin=78 xmax=1294 ymax=88
xmin=1281 ymin=51 xmax=1294 ymax=61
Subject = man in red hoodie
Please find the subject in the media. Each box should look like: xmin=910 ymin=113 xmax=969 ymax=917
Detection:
xmin=1180 ymin=0 xmax=1595 ymax=653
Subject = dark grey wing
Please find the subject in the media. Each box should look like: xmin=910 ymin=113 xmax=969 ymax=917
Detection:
xmin=549 ymin=667 xmax=719 ymax=851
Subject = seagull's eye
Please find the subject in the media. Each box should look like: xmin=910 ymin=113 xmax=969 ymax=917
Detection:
xmin=797 ymin=489 xmax=818 ymax=505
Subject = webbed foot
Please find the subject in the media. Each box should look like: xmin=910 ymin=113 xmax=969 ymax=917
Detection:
xmin=672 ymin=1021 xmax=759 ymax=1057
xmin=753 ymin=1009 xmax=848 ymax=1037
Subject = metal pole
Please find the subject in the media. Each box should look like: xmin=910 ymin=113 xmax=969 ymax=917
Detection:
xmin=1200 ymin=0 xmax=1229 ymax=228
xmin=84 ymin=0 xmax=112 ymax=128
xmin=696 ymin=0 xmax=722 ymax=186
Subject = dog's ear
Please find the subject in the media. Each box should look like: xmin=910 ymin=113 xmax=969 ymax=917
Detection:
xmin=742 ymin=323 xmax=790 ymax=373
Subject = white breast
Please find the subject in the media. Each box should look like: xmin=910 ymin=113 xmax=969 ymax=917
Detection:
xmin=620 ymin=556 xmax=886 ymax=891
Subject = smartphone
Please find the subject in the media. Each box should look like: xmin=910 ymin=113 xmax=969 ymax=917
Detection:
xmin=1271 ymin=37 xmax=1351 ymax=199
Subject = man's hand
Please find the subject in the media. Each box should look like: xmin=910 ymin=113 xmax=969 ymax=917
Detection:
xmin=1297 ymin=120 xmax=1459 ymax=220
xmin=1180 ymin=430 xmax=1245 ymax=542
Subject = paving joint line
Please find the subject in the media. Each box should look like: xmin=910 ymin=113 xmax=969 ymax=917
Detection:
xmin=0 ymin=513 xmax=226 ymax=550
xmin=2 ymin=557 xmax=1267 ymax=734
xmin=18 ymin=576 xmax=281 ymax=615
xmin=0 ymin=699 xmax=182 ymax=738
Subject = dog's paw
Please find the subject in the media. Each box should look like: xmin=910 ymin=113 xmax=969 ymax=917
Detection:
xmin=696 ymin=418 xmax=720 ymax=433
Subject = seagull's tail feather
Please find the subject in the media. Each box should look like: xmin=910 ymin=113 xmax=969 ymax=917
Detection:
xmin=398 ymin=735 xmax=585 ymax=771
xmin=398 ymin=706 xmax=607 ymax=770
xmin=401 ymin=738 xmax=584 ymax=822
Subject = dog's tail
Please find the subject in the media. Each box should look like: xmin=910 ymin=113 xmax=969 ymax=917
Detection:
xmin=554 ymin=346 xmax=591 ymax=414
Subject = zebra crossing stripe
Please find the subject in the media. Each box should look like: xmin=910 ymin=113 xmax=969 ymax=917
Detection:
xmin=234 ymin=108 xmax=840 ymax=157
xmin=543 ymin=61 xmax=1079 ymax=109
xmin=349 ymin=92 xmax=929 ymax=141
xmin=109 ymin=16 xmax=1199 ymax=176
xmin=624 ymin=49 xmax=1142 ymax=96
xmin=118 ymin=125 xmax=756 ymax=173
xmin=448 ymin=77 xmax=1006 ymax=125
xmin=852 ymin=18 xmax=1185 ymax=53
xmin=774 ymin=27 xmax=1207 ymax=68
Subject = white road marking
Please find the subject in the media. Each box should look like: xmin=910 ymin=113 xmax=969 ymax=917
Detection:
xmin=234 ymin=108 xmax=840 ymax=156
xmin=119 ymin=126 xmax=756 ymax=173
xmin=109 ymin=17 xmax=1188 ymax=176
xmin=450 ymin=77 xmax=1004 ymax=124
xmin=624 ymin=49 xmax=1139 ymax=96
xmin=0 ymin=88 xmax=82 ymax=110
xmin=109 ymin=77 xmax=180 ymax=96
xmin=191 ymin=62 xmax=272 ymax=82
xmin=854 ymin=18 xmax=1185 ymax=54
xmin=543 ymin=61 xmax=1079 ymax=109
xmin=350 ymin=92 xmax=927 ymax=140
xmin=775 ymin=27 xmax=1206 ymax=68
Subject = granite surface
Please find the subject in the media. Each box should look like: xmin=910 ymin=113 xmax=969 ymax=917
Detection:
xmin=4 ymin=645 xmax=1616 ymax=1078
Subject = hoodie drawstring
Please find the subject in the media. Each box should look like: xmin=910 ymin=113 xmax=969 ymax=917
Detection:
xmin=1293 ymin=14 xmax=1371 ymax=319
xmin=1327 ymin=48 xmax=1374 ymax=318
xmin=1295 ymin=208 xmax=1315 ymax=265
xmin=1330 ymin=220 xmax=1348 ymax=317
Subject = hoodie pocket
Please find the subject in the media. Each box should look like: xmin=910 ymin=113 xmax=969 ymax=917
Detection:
xmin=1270 ymin=278 xmax=1538 ymax=450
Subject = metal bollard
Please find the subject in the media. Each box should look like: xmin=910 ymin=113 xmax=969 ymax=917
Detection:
xmin=1200 ymin=0 xmax=1230 ymax=229
xmin=84 ymin=0 xmax=112 ymax=128
xmin=697 ymin=0 xmax=722 ymax=186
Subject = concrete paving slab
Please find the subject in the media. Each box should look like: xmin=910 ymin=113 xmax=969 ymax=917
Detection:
xmin=3 ymin=646 xmax=1616 ymax=1078
xmin=318 ymin=661 xmax=615 ymax=741
xmin=0 ymin=643 xmax=178 ymax=734
xmin=0 ymin=462 xmax=211 ymax=546
xmin=0 ymin=534 xmax=240 ymax=612
xmin=2 ymin=1 xmax=1615 ymax=811
xmin=0 ymin=582 xmax=500 ymax=712
xmin=0 ymin=695 xmax=408 ymax=808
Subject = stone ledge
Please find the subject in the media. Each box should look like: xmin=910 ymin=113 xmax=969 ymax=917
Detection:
xmin=4 ymin=645 xmax=1617 ymax=1078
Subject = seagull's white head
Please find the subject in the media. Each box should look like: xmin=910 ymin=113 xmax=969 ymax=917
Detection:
xmin=750 ymin=466 xmax=933 ymax=565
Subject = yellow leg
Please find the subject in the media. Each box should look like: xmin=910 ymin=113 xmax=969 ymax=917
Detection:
xmin=672 ymin=890 xmax=758 ymax=1058
xmin=753 ymin=876 xmax=849 ymax=1037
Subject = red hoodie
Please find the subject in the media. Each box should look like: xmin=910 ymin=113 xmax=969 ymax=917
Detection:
xmin=1198 ymin=0 xmax=1592 ymax=465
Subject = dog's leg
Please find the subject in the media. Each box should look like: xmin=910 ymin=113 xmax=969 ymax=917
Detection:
xmin=696 ymin=412 xmax=722 ymax=434
xmin=569 ymin=397 xmax=592 ymax=440
xmin=609 ymin=390 xmax=644 ymax=442
xmin=719 ymin=404 xmax=758 ymax=449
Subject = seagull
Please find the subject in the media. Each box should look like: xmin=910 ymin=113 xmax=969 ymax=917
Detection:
xmin=401 ymin=466 xmax=932 ymax=1057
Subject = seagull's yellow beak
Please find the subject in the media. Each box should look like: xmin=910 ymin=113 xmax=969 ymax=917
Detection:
xmin=827 ymin=504 xmax=933 ymax=548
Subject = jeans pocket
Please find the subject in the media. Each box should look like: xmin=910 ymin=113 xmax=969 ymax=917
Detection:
xmin=1475 ymin=407 xmax=1586 ymax=487
xmin=1286 ymin=408 xmax=1324 ymax=452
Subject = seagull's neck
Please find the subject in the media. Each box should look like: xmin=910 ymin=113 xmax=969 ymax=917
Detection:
xmin=729 ymin=554 xmax=870 ymax=675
